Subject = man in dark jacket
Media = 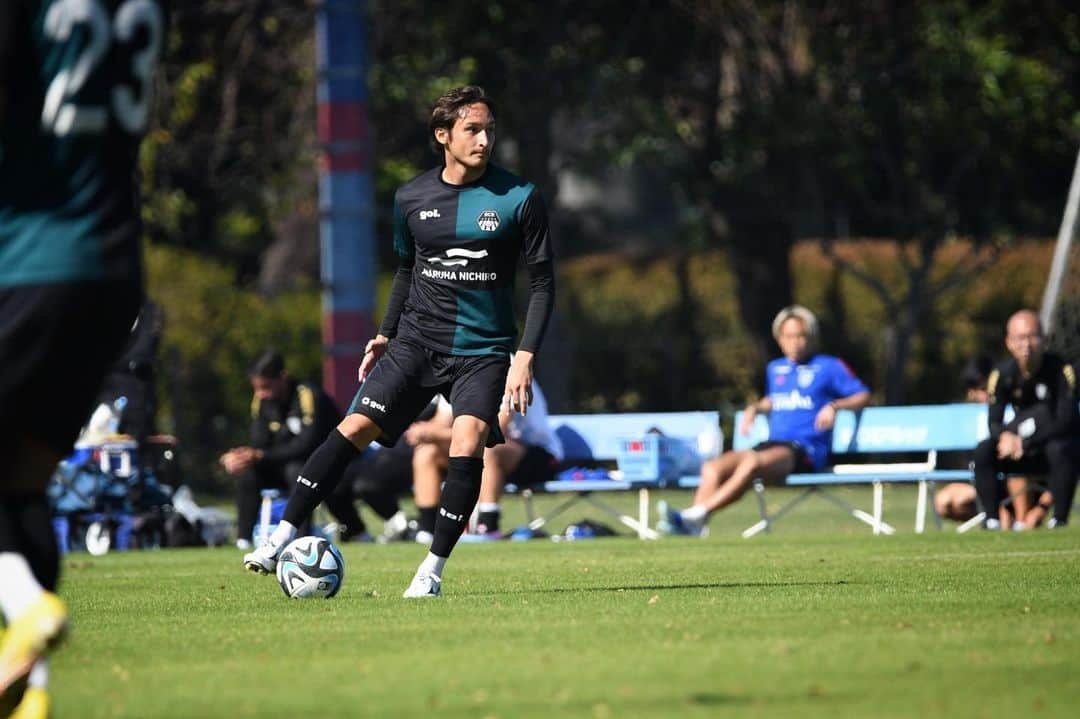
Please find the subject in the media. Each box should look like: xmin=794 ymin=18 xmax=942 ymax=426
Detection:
xmin=221 ymin=351 xmax=340 ymax=547
xmin=974 ymin=310 xmax=1079 ymax=529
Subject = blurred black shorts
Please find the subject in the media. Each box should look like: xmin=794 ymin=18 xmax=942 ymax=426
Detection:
xmin=0 ymin=280 xmax=141 ymax=464
xmin=752 ymin=440 xmax=814 ymax=473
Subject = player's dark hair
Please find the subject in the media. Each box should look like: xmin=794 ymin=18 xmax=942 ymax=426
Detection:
xmin=249 ymin=350 xmax=285 ymax=379
xmin=960 ymin=353 xmax=995 ymax=391
xmin=429 ymin=85 xmax=495 ymax=155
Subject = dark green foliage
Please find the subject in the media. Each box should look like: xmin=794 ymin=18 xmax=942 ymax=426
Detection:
xmin=138 ymin=2 xmax=1079 ymax=481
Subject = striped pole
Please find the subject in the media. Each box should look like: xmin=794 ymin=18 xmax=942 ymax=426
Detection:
xmin=316 ymin=0 xmax=375 ymax=411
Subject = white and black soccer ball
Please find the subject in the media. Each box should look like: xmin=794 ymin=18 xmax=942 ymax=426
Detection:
xmin=275 ymin=536 xmax=345 ymax=599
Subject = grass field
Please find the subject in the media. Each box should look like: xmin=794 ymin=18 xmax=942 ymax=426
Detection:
xmin=51 ymin=488 xmax=1080 ymax=718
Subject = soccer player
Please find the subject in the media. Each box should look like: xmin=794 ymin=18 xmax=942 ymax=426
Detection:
xmin=0 ymin=0 xmax=166 ymax=713
xmin=659 ymin=305 xmax=870 ymax=536
xmin=243 ymin=85 xmax=556 ymax=598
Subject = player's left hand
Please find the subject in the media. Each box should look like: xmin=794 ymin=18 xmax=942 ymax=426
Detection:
xmin=221 ymin=447 xmax=257 ymax=474
xmin=997 ymin=432 xmax=1023 ymax=461
xmin=504 ymin=351 xmax=535 ymax=416
xmin=814 ymin=403 xmax=838 ymax=431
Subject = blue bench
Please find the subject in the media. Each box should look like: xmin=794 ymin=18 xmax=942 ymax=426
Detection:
xmin=504 ymin=411 xmax=723 ymax=539
xmin=731 ymin=404 xmax=988 ymax=537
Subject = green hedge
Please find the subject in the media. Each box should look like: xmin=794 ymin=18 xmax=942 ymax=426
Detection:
xmin=146 ymin=242 xmax=322 ymax=491
xmin=557 ymin=239 xmax=1053 ymax=411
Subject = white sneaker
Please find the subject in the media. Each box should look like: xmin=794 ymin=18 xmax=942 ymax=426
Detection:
xmin=243 ymin=541 xmax=281 ymax=575
xmin=377 ymin=511 xmax=410 ymax=544
xmin=402 ymin=570 xmax=441 ymax=599
xmin=655 ymin=500 xmax=705 ymax=537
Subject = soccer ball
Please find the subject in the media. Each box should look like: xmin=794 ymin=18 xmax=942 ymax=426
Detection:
xmin=275 ymin=536 xmax=345 ymax=599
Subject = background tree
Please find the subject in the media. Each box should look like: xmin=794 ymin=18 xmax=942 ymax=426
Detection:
xmin=144 ymin=2 xmax=319 ymax=286
xmin=813 ymin=0 xmax=1080 ymax=401
xmin=138 ymin=1 xmax=1079 ymax=489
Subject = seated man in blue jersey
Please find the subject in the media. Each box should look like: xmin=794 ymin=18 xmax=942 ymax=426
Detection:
xmin=659 ymin=305 xmax=870 ymax=536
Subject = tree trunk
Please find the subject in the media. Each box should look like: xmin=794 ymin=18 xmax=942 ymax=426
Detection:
xmin=727 ymin=218 xmax=795 ymax=361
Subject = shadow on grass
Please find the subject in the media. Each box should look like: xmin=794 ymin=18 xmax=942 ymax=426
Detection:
xmin=470 ymin=579 xmax=853 ymax=596
xmin=687 ymin=688 xmax=845 ymax=705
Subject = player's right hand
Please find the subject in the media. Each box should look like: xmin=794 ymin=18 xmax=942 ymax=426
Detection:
xmin=358 ymin=335 xmax=390 ymax=383
xmin=738 ymin=407 xmax=756 ymax=436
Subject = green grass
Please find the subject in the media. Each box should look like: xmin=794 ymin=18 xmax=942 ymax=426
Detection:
xmin=52 ymin=487 xmax=1080 ymax=718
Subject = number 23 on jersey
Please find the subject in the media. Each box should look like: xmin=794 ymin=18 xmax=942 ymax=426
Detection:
xmin=40 ymin=0 xmax=164 ymax=137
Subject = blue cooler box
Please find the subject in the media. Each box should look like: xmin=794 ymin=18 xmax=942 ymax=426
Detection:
xmin=615 ymin=435 xmax=700 ymax=482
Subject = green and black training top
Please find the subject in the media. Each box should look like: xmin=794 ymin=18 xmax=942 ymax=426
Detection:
xmin=380 ymin=163 xmax=555 ymax=356
xmin=0 ymin=0 xmax=165 ymax=288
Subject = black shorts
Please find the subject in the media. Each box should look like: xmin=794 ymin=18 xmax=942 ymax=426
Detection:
xmin=752 ymin=440 xmax=815 ymax=472
xmin=0 ymin=280 xmax=141 ymax=464
xmin=506 ymin=445 xmax=559 ymax=486
xmin=347 ymin=338 xmax=509 ymax=448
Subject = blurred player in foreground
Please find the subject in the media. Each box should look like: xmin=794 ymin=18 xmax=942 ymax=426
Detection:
xmin=0 ymin=1 xmax=165 ymax=714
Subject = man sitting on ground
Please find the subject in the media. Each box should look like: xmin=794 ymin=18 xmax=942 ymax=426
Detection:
xmin=973 ymin=309 xmax=1078 ymax=530
xmin=935 ymin=353 xmax=1043 ymax=529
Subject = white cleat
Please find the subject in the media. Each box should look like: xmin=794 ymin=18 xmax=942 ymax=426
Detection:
xmin=402 ymin=570 xmax=442 ymax=599
xmin=377 ymin=510 xmax=411 ymax=544
xmin=243 ymin=541 xmax=280 ymax=575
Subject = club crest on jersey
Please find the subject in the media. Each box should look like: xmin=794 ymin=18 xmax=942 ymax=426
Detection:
xmin=477 ymin=210 xmax=500 ymax=232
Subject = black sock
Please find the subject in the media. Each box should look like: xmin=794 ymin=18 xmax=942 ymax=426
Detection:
xmin=417 ymin=506 xmax=437 ymax=534
xmin=282 ymin=430 xmax=360 ymax=528
xmin=477 ymin=509 xmax=501 ymax=533
xmin=21 ymin=494 xmax=59 ymax=590
xmin=1045 ymin=440 xmax=1077 ymax=525
xmin=0 ymin=498 xmax=16 ymax=553
xmin=0 ymin=492 xmax=60 ymax=591
xmin=430 ymin=456 xmax=483 ymax=558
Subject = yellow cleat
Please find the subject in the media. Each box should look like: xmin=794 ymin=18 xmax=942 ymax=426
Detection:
xmin=0 ymin=593 xmax=68 ymax=702
xmin=8 ymin=686 xmax=49 ymax=719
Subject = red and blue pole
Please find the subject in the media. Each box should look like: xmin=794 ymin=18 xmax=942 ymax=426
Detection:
xmin=316 ymin=0 xmax=375 ymax=411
